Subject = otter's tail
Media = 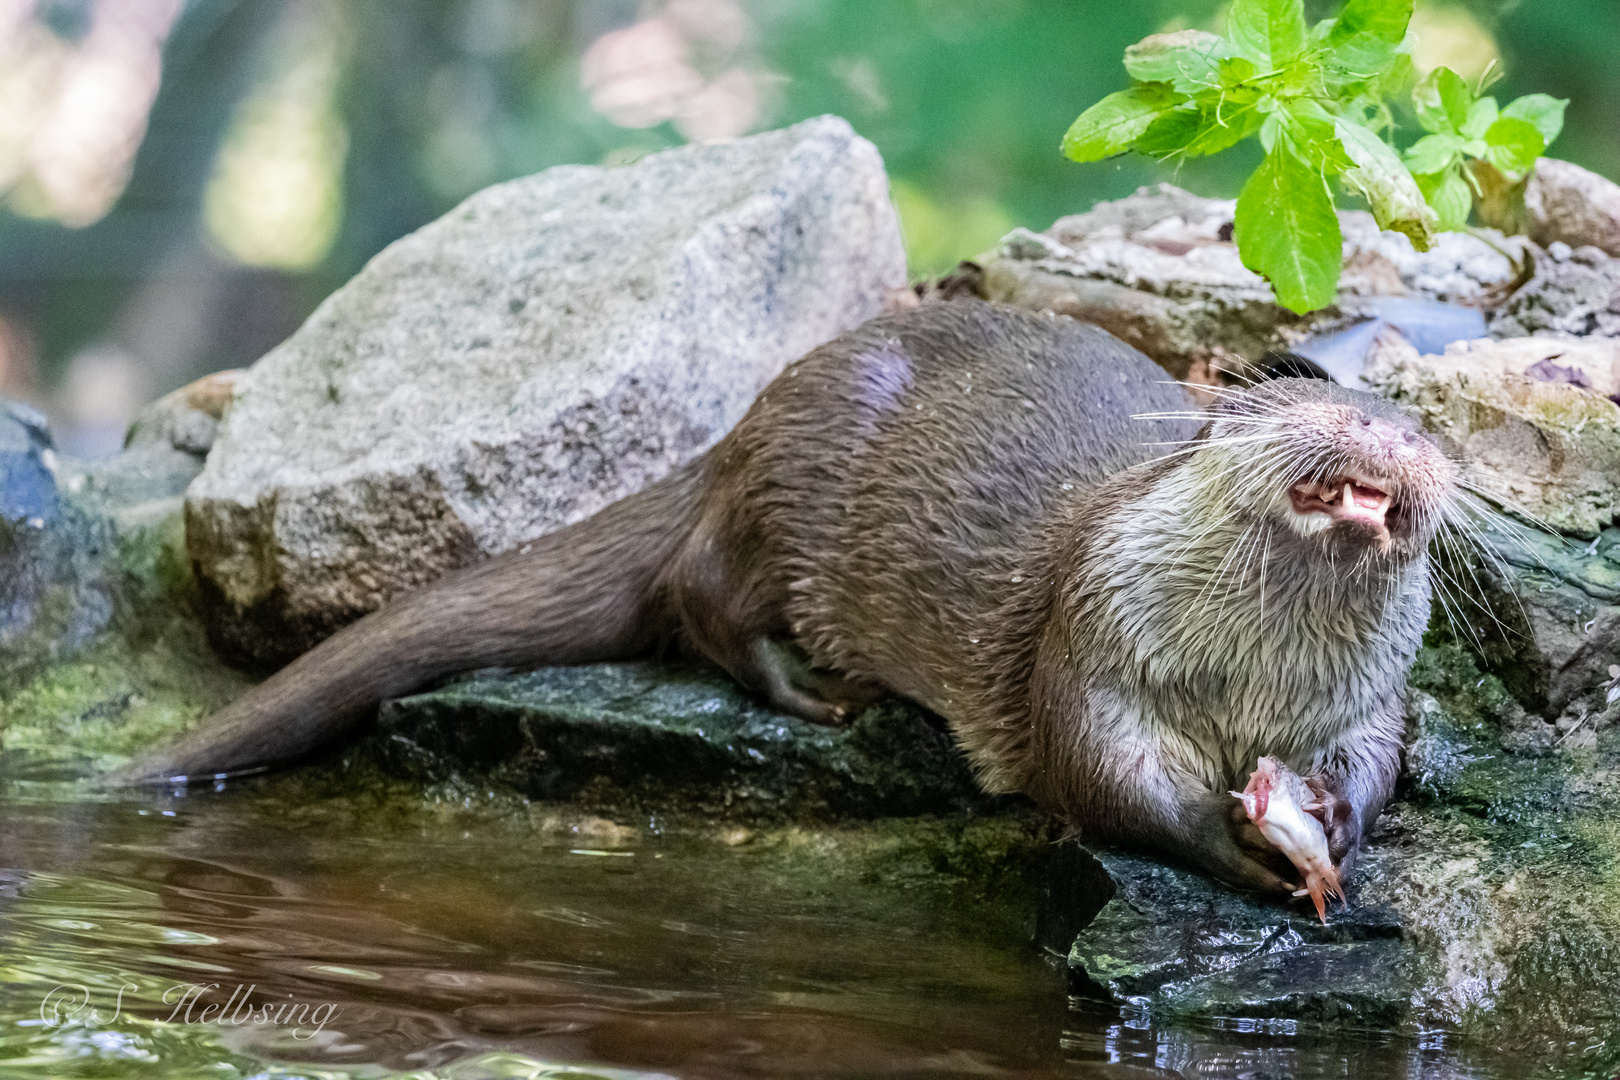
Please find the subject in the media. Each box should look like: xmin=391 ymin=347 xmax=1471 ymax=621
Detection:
xmin=119 ymin=463 xmax=705 ymax=783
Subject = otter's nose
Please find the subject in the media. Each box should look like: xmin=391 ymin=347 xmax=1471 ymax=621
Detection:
xmin=1356 ymin=413 xmax=1420 ymax=456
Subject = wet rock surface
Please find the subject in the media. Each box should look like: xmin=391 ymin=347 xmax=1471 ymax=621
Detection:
xmin=1368 ymin=335 xmax=1620 ymax=536
xmin=0 ymin=400 xmax=127 ymax=683
xmin=377 ymin=661 xmax=1005 ymax=821
xmin=1467 ymin=519 xmax=1620 ymax=721
xmin=977 ymin=183 xmax=1528 ymax=382
xmin=1 ymin=400 xmax=65 ymax=650
xmin=1066 ymin=849 xmax=1416 ymax=1028
xmin=186 ymin=115 xmax=908 ymax=667
xmin=0 ymin=402 xmax=253 ymax=775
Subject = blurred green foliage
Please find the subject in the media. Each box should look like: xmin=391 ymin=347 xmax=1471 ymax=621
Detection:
xmin=0 ymin=0 xmax=1616 ymax=400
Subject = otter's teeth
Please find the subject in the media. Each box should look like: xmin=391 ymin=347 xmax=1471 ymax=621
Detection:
xmin=1342 ymin=485 xmax=1353 ymax=509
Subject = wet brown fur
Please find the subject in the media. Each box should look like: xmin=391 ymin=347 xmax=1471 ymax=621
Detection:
xmin=126 ymin=301 xmax=1455 ymax=892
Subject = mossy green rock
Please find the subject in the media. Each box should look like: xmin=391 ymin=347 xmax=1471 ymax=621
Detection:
xmin=377 ymin=661 xmax=1006 ymax=820
xmin=1066 ymin=647 xmax=1620 ymax=1071
xmin=0 ymin=406 xmax=255 ymax=777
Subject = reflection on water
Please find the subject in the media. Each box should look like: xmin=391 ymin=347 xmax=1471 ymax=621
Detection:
xmin=0 ymin=774 xmax=1513 ymax=1079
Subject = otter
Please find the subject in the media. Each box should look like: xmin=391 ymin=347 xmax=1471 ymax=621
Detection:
xmin=124 ymin=301 xmax=1459 ymax=893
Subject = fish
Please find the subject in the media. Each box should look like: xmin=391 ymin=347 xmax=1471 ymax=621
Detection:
xmin=1231 ymin=756 xmax=1344 ymax=923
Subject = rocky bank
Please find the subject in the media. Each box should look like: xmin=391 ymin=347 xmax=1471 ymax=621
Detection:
xmin=6 ymin=121 xmax=1620 ymax=1073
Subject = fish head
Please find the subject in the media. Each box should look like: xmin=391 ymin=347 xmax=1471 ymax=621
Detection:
xmin=1240 ymin=756 xmax=1285 ymax=823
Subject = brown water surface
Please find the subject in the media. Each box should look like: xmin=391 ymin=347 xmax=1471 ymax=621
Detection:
xmin=0 ymin=772 xmax=1516 ymax=1079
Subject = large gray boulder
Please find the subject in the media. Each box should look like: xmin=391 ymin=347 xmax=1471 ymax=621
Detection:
xmin=186 ymin=116 xmax=908 ymax=663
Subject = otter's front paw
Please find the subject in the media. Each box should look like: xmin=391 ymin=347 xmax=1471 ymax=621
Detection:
xmin=1186 ymin=793 xmax=1296 ymax=894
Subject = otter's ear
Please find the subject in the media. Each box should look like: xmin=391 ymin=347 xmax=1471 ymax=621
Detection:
xmin=1256 ymin=351 xmax=1333 ymax=382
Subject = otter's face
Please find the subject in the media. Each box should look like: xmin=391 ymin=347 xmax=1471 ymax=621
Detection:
xmin=1198 ymin=378 xmax=1457 ymax=561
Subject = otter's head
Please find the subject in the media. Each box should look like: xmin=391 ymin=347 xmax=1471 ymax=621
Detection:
xmin=1193 ymin=377 xmax=1457 ymax=561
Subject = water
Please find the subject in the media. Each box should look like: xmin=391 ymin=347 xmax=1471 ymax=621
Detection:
xmin=0 ymin=774 xmax=1529 ymax=1079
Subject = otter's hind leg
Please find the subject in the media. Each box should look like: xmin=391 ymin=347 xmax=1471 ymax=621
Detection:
xmin=744 ymin=636 xmax=881 ymax=725
xmin=665 ymin=514 xmax=876 ymax=726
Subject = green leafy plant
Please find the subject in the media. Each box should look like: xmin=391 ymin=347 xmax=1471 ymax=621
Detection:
xmin=1061 ymin=0 xmax=1566 ymax=314
xmin=1403 ymin=66 xmax=1565 ymax=232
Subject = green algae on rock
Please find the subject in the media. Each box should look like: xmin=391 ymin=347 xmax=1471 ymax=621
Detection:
xmin=0 ymin=402 xmax=254 ymax=779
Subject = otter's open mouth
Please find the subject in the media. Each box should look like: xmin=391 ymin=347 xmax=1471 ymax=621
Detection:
xmin=1289 ymin=473 xmax=1395 ymax=536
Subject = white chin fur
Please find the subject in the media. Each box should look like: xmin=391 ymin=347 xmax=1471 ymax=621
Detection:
xmin=1285 ymin=509 xmax=1333 ymax=538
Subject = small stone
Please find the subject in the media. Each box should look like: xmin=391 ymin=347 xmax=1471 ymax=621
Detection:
xmin=1525 ymin=157 xmax=1620 ymax=258
xmin=570 ymin=816 xmax=639 ymax=847
xmin=124 ymin=370 xmax=243 ymax=456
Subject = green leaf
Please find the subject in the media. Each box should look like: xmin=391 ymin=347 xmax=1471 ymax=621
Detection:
xmin=1484 ymin=115 xmax=1545 ymax=176
xmin=1336 ymin=120 xmax=1436 ymax=251
xmin=1461 ymin=96 xmax=1499 ymax=139
xmin=1375 ymin=50 xmax=1416 ymax=98
xmin=1502 ymin=94 xmax=1567 ymax=147
xmin=1417 ymin=168 xmax=1472 ymax=231
xmin=1325 ymin=34 xmax=1398 ymax=81
xmin=1124 ymin=30 xmax=1236 ymax=91
xmin=1402 ymin=132 xmax=1464 ymax=175
xmin=1413 ymin=67 xmax=1472 ymax=134
xmin=1061 ymin=84 xmax=1184 ymax=162
xmin=1227 ymin=0 xmax=1308 ymax=67
xmin=1325 ymin=0 xmax=1413 ymax=74
xmin=1219 ymin=56 xmax=1260 ymax=88
xmin=1258 ymin=111 xmax=1285 ymax=153
xmin=1284 ymin=100 xmax=1356 ymax=174
xmin=1328 ymin=0 xmax=1413 ymax=47
xmin=1133 ymin=97 xmax=1268 ymax=159
xmin=1233 ymin=141 xmax=1343 ymax=314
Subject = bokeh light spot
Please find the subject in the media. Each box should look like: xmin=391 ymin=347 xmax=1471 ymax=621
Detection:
xmin=203 ymin=0 xmax=347 ymax=271
xmin=1409 ymin=3 xmax=1501 ymax=83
